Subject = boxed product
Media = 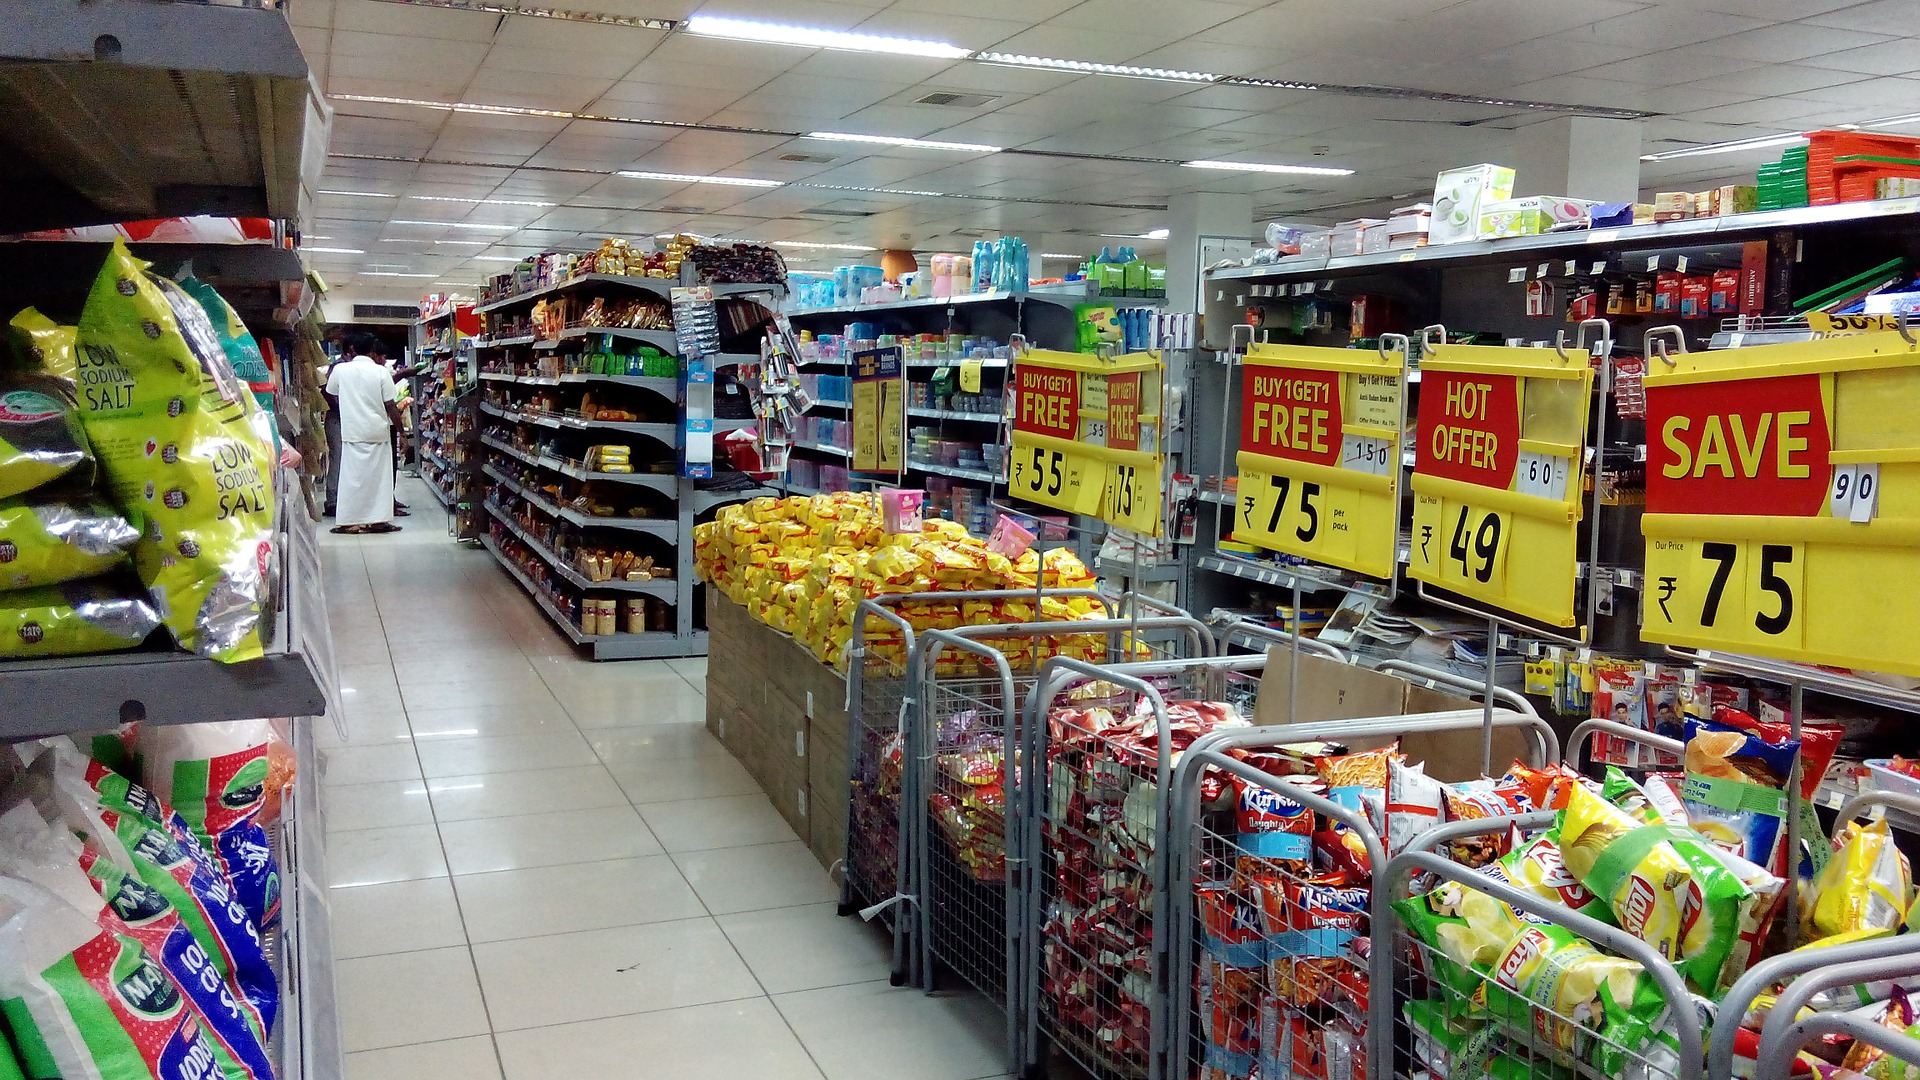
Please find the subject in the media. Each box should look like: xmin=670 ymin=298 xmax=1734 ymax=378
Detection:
xmin=1653 ymin=192 xmax=1693 ymax=222
xmin=1476 ymin=196 xmax=1596 ymax=239
xmin=1430 ymin=164 xmax=1515 ymax=245
xmin=1329 ymin=219 xmax=1384 ymax=258
xmin=1382 ymin=205 xmax=1432 ymax=249
xmin=1711 ymin=185 xmax=1759 ymax=216
xmin=1680 ymin=276 xmax=1712 ymax=318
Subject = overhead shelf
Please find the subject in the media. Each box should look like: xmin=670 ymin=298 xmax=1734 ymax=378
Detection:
xmin=0 ymin=0 xmax=327 ymax=233
xmin=787 ymin=284 xmax=1165 ymax=318
xmin=0 ymin=240 xmax=304 ymax=326
xmin=907 ymin=406 xmax=1002 ymax=424
xmin=792 ymin=437 xmax=853 ymax=458
xmin=474 ymin=273 xmax=783 ymax=315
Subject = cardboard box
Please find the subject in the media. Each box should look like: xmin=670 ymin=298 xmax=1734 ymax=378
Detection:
xmin=1476 ymin=196 xmax=1595 ymax=239
xmin=1653 ymin=192 xmax=1692 ymax=222
xmin=1430 ymin=163 xmax=1515 ymax=245
xmin=1252 ymin=650 xmax=1529 ymax=783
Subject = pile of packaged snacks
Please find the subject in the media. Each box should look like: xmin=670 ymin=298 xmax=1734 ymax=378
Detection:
xmin=850 ymin=725 xmax=905 ymax=902
xmin=929 ymin=709 xmax=1011 ymax=882
xmin=0 ymin=727 xmax=295 ymax=1080
xmin=1391 ymin=715 xmax=1916 ymax=1080
xmin=1042 ymin=691 xmax=1249 ymax=1073
xmin=1191 ymin=740 xmax=1584 ymax=1080
xmin=693 ymin=492 xmax=1126 ymax=671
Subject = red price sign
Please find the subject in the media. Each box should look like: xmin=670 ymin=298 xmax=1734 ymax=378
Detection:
xmin=1014 ymin=366 xmax=1080 ymax=440
xmin=1646 ymin=373 xmax=1832 ymax=517
xmin=1107 ymin=372 xmax=1142 ymax=451
xmin=1415 ymin=370 xmax=1521 ymax=489
xmin=1241 ymin=367 xmax=1340 ymax=467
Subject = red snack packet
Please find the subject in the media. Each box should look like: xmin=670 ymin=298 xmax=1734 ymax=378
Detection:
xmin=1500 ymin=759 xmax=1583 ymax=811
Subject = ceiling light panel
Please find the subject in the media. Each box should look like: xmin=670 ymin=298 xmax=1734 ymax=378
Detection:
xmin=804 ymin=131 xmax=1002 ymax=153
xmin=1182 ymin=159 xmax=1356 ymax=176
xmin=683 ymin=16 xmax=970 ymax=59
xmin=303 ymin=246 xmax=367 ymax=254
xmin=617 ymin=170 xmax=784 ymax=188
xmin=1640 ymin=133 xmax=1807 ymax=161
xmin=976 ymin=53 xmax=1218 ymax=83
xmin=389 ymin=219 xmax=521 ymax=229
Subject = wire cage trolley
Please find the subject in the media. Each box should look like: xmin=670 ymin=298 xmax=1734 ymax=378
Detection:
xmin=914 ymin=611 xmax=1218 ymax=1075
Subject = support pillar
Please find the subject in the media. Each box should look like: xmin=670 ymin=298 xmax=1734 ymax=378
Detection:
xmin=1505 ymin=117 xmax=1644 ymax=203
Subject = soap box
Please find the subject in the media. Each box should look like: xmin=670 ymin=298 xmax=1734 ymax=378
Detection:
xmin=881 ymin=489 xmax=925 ymax=534
xmin=1430 ymin=163 xmax=1515 ymax=244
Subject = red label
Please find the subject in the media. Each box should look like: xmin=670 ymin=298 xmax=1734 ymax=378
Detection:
xmin=1107 ymin=373 xmax=1142 ymax=451
xmin=1241 ymin=367 xmax=1340 ymax=466
xmin=1014 ymin=365 xmax=1078 ymax=439
xmin=1415 ymin=371 xmax=1520 ymax=489
xmin=1646 ymin=373 xmax=1831 ymax=516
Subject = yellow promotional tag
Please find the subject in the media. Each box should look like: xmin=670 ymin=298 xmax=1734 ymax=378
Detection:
xmin=1008 ymin=441 xmax=1103 ymax=516
xmin=1009 ymin=348 xmax=1165 ymax=534
xmin=1641 ymin=329 xmax=1920 ymax=672
xmin=1233 ymin=342 xmax=1406 ymax=578
xmin=960 ymin=357 xmax=983 ymax=394
xmin=1408 ymin=341 xmax=1592 ymax=628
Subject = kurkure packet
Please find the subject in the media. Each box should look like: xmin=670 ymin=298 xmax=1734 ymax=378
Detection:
xmin=74 ymin=240 xmax=275 ymax=663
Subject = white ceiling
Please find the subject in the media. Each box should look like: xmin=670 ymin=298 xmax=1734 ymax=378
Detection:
xmin=288 ymin=0 xmax=1920 ymax=293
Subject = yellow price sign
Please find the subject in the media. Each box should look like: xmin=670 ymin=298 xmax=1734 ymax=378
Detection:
xmin=1009 ymin=348 xmax=1165 ymax=534
xmin=1234 ymin=342 xmax=1406 ymax=578
xmin=1407 ymin=342 xmax=1593 ymax=627
xmin=1008 ymin=440 xmax=1103 ymax=516
xmin=1641 ymin=330 xmax=1920 ymax=673
xmin=1104 ymin=457 xmax=1162 ymax=534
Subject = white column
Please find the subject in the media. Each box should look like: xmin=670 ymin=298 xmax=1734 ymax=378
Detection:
xmin=1505 ymin=117 xmax=1643 ymax=203
xmin=1167 ymin=191 xmax=1254 ymax=313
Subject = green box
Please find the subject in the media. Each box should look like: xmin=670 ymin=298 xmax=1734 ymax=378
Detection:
xmin=1123 ymin=261 xmax=1148 ymax=297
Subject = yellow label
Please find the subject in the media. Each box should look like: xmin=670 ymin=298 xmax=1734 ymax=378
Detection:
xmin=1104 ymin=456 xmax=1163 ymax=535
xmin=1008 ymin=438 xmax=1104 ymax=516
xmin=960 ymin=357 xmax=983 ymax=394
xmin=1411 ymin=492 xmax=1513 ymax=596
xmin=1235 ymin=467 xmax=1360 ymax=572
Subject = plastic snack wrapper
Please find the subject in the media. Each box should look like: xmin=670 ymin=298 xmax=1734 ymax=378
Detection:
xmin=1384 ymin=758 xmax=1444 ymax=860
xmin=1394 ymin=877 xmax=1529 ymax=994
xmin=0 ymin=497 xmax=139 ymax=589
xmin=1501 ymin=760 xmax=1583 ymax=812
xmin=1806 ymin=817 xmax=1914 ymax=941
xmin=1682 ymin=718 xmax=1797 ymax=872
xmin=1315 ymin=744 xmax=1398 ymax=807
xmin=1500 ymin=832 xmax=1608 ymax=919
xmin=1404 ymin=997 xmax=1502 ymax=1079
xmin=7 ymin=308 xmax=78 ymax=384
xmin=1258 ymin=872 xmax=1366 ymax=1008
xmin=1480 ymin=923 xmax=1668 ymax=1071
xmin=75 ymin=239 xmax=277 ymax=663
xmin=1441 ymin=779 xmax=1533 ymax=867
xmin=138 ymin=722 xmax=280 ymax=933
xmin=0 ymin=367 xmax=93 ymax=502
xmin=1230 ymin=774 xmax=1316 ymax=865
xmin=0 ymin=579 xmax=159 ymax=659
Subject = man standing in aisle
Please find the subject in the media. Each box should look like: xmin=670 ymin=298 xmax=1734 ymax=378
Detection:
xmin=326 ymin=332 xmax=405 ymax=534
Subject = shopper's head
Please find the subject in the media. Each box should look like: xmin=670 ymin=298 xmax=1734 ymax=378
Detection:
xmin=346 ymin=331 xmax=382 ymax=359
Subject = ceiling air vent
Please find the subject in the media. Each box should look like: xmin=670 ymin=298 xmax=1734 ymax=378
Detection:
xmin=779 ymin=152 xmax=837 ymax=164
xmin=914 ymin=91 xmax=998 ymax=108
xmin=353 ymin=303 xmax=418 ymax=321
xmin=658 ymin=205 xmax=705 ymax=214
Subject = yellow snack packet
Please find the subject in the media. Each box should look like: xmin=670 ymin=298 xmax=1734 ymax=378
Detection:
xmin=1559 ymin=784 xmax=1690 ymax=970
xmin=1807 ymin=817 xmax=1913 ymax=939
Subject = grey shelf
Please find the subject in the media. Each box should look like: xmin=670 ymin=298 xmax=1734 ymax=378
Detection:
xmin=1097 ymin=558 xmax=1180 ymax=583
xmin=907 ymin=406 xmax=1002 ymax=424
xmin=905 ymin=458 xmax=1002 ymax=483
xmin=482 ymin=499 xmax=675 ymax=598
xmin=480 ymin=434 xmax=678 ymax=495
xmin=480 ymin=532 xmax=688 ymax=659
xmin=477 ymin=335 xmax=537 ymax=348
xmin=786 ymin=284 xmax=1166 ymax=318
xmin=483 ymin=463 xmax=676 ymax=538
xmin=479 ymin=402 xmax=678 ymax=446
xmin=558 ymin=326 xmax=677 ymax=350
xmin=0 ymin=1 xmax=325 ymax=233
xmin=792 ymin=437 xmax=853 ymax=458
xmin=475 ymin=273 xmax=782 ymax=315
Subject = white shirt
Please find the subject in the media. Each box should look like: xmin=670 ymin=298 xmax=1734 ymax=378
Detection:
xmin=326 ymin=355 xmax=398 ymax=444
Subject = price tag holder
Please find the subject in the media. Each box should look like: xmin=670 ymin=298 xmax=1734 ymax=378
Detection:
xmin=1009 ymin=348 xmax=1165 ymax=533
xmin=960 ymin=357 xmax=984 ymax=394
xmin=1009 ymin=442 xmax=1103 ymax=516
xmin=1234 ymin=341 xmax=1408 ymax=579
xmin=1641 ymin=329 xmax=1920 ymax=674
xmin=1408 ymin=341 xmax=1595 ymax=627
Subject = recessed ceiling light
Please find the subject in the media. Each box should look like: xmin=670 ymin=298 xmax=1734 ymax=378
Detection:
xmin=319 ymin=189 xmax=396 ymax=198
xmin=976 ymin=53 xmax=1217 ymax=84
xmin=306 ymin=235 xmax=333 ymax=240
xmin=472 ymin=255 xmax=525 ymax=263
xmin=360 ymin=272 xmax=438 ymax=278
xmin=683 ymin=15 xmax=969 ymax=59
xmin=1040 ymin=253 xmax=1086 ymax=259
xmin=303 ymin=246 xmax=366 ymax=254
xmin=773 ymin=240 xmax=878 ymax=251
xmin=1182 ymin=159 xmax=1354 ymax=176
xmin=616 ymin=169 xmax=783 ymax=188
xmin=1851 ymin=112 xmax=1920 ymax=129
xmin=1640 ymin=134 xmax=1805 ymax=161
xmin=804 ymin=132 xmax=1001 ymax=154
xmin=1143 ymin=228 xmax=1169 ymax=240
xmin=409 ymin=195 xmax=559 ymax=207
xmin=390 ymin=220 xmax=520 ymax=230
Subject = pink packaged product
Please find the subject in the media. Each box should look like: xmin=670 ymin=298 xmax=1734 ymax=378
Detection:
xmin=880 ymin=489 xmax=924 ymax=534
xmin=987 ymin=514 xmax=1036 ymax=559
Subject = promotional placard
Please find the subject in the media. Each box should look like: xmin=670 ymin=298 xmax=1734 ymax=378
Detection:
xmin=851 ymin=345 xmax=903 ymax=473
xmin=1641 ymin=330 xmax=1920 ymax=675
xmin=1233 ymin=342 xmax=1407 ymax=579
xmin=1407 ymin=342 xmax=1594 ymax=627
xmin=1008 ymin=349 xmax=1165 ymax=534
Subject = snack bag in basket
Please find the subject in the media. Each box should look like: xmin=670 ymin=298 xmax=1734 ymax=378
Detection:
xmin=1681 ymin=718 xmax=1797 ymax=872
xmin=75 ymin=239 xmax=276 ymax=663
xmin=1480 ymin=923 xmax=1666 ymax=1068
xmin=1807 ymin=817 xmax=1913 ymax=941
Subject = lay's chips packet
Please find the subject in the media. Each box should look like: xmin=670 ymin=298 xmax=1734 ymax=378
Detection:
xmin=74 ymin=241 xmax=275 ymax=663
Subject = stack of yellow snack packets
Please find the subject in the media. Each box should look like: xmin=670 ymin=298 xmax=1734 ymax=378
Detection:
xmin=694 ymin=493 xmax=1136 ymax=671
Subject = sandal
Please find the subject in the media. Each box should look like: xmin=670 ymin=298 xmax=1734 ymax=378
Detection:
xmin=363 ymin=522 xmax=402 ymax=533
xmin=329 ymin=525 xmax=368 ymax=535
xmin=393 ymin=507 xmax=412 ymax=517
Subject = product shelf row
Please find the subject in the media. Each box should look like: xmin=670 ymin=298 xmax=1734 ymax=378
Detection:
xmin=480 ymin=492 xmax=676 ymax=600
xmin=478 ymin=434 xmax=679 ymax=495
xmin=480 ymin=528 xmax=685 ymax=659
xmin=474 ymin=272 xmax=780 ymax=315
xmin=480 ymin=461 xmax=678 ymax=539
xmin=478 ymin=400 xmax=680 ymax=446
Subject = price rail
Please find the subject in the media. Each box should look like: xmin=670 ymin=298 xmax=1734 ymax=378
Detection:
xmin=1640 ymin=324 xmax=1920 ymax=676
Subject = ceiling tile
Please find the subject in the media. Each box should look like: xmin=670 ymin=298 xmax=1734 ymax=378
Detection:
xmin=1696 ymin=23 xmax=1893 ymax=62
xmin=1802 ymin=39 xmax=1920 ymax=78
xmin=1571 ymin=7 xmax=1768 ymax=49
xmin=689 ymin=0 xmax=890 ymax=30
xmin=846 ymin=9 xmax=1029 ymax=50
xmin=1672 ymin=64 xmax=1867 ymax=98
xmin=332 ymin=0 xmax=503 ymax=42
xmin=640 ymin=32 xmax=808 ymax=71
xmin=462 ymin=68 xmax=617 ymax=112
xmin=1795 ymin=76 xmax=1920 ymax=111
xmin=881 ymin=0 xmax=1081 ymax=22
xmin=1575 ymin=47 xmax=1761 ymax=88
xmin=493 ymin=14 xmax=667 ymax=55
xmin=482 ymin=45 xmax=636 ymax=79
xmin=1804 ymin=0 xmax=1920 ymax=32
xmin=981 ymin=25 xmax=1166 ymax=64
xmin=1046 ymin=0 xmax=1248 ymax=38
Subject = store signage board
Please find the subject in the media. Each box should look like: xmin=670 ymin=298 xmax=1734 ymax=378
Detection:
xmin=851 ymin=345 xmax=903 ymax=473
xmin=1233 ymin=342 xmax=1406 ymax=578
xmin=1008 ymin=349 xmax=1165 ymax=534
xmin=1641 ymin=330 xmax=1920 ymax=675
xmin=1407 ymin=343 xmax=1594 ymax=627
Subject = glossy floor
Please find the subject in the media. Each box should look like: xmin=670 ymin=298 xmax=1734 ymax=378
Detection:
xmin=321 ymin=480 xmax=1009 ymax=1080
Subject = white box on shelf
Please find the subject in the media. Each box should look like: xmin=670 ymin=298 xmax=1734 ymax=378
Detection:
xmin=1430 ymin=163 xmax=1515 ymax=245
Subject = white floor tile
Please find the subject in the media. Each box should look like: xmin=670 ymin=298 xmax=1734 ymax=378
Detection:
xmin=666 ymin=657 xmax=707 ymax=687
xmin=408 ymin=704 xmax=578 ymax=740
xmin=494 ymin=999 xmax=824 ymax=1080
xmin=426 ymin=765 xmax=628 ymax=822
xmin=330 ymin=878 xmax=468 ymax=959
xmin=773 ymin=981 xmax=1009 ymax=1080
xmin=637 ymin=793 xmax=798 ymax=853
xmin=608 ymin=753 xmax=761 ymax=804
xmin=316 ymin=709 xmax=412 ymax=750
xmin=324 ymin=779 xmax=435 ymax=834
xmin=438 ymin=806 xmax=662 ymax=875
xmin=671 ymin=841 xmax=838 ymax=916
xmin=346 ymin=1036 xmax=501 ymax=1080
xmin=559 ymin=685 xmax=706 ymax=729
xmin=329 ymin=823 xmax=449 ymax=887
xmin=718 ymin=903 xmax=893 ymax=995
xmin=402 ymin=680 xmax=563 ymax=714
xmin=336 ymin=947 xmax=490 ymax=1053
xmin=322 ymin=742 xmax=422 ymax=787
xmin=392 ymin=655 xmax=539 ymax=685
xmin=474 ymin=918 xmax=762 ymax=1030
xmin=453 ymin=856 xmax=706 ymax=943
xmin=583 ymin=723 xmax=726 ymax=765
xmin=414 ymin=730 xmax=600 ymax=778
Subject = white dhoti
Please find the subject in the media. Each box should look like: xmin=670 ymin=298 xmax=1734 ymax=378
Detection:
xmin=336 ymin=439 xmax=395 ymax=527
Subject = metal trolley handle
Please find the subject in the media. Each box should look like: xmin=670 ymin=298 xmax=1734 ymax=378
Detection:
xmin=1568 ymin=717 xmax=1683 ymax=762
xmin=1754 ymin=955 xmax=1920 ymax=1080
xmin=1709 ymin=932 xmax=1920 ymax=1080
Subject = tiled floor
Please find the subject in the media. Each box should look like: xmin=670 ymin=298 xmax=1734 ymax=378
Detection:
xmin=321 ymin=479 xmax=1009 ymax=1080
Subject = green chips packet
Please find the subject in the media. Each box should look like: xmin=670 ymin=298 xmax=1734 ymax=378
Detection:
xmin=74 ymin=240 xmax=275 ymax=663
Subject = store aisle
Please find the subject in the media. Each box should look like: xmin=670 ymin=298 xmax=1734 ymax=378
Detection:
xmin=319 ymin=479 xmax=1010 ymax=1080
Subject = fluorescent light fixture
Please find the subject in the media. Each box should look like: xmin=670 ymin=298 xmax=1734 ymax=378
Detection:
xmin=805 ymin=131 xmax=1001 ymax=154
xmin=617 ymin=169 xmax=782 ymax=188
xmin=436 ymin=240 xmax=490 ymax=247
xmin=1040 ymin=253 xmax=1086 ymax=259
xmin=683 ymin=15 xmax=968 ymax=59
xmin=306 ymin=235 xmax=332 ymax=240
xmin=1183 ymin=159 xmax=1354 ymax=177
xmin=360 ymin=272 xmax=438 ymax=278
xmin=1640 ymin=133 xmax=1806 ymax=161
xmin=319 ymin=189 xmax=395 ymax=198
xmin=976 ymin=52 xmax=1217 ymax=83
xmin=773 ymin=240 xmax=877 ymax=251
xmin=1143 ymin=229 xmax=1169 ymax=240
xmin=303 ymin=246 xmax=365 ymax=254
xmin=410 ymin=195 xmax=558 ymax=207
xmin=389 ymin=219 xmax=519 ymax=230
xmin=1847 ymin=112 xmax=1920 ymax=130
xmin=472 ymin=255 xmax=525 ymax=263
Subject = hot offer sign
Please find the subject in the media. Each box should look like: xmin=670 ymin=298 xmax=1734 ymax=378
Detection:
xmin=1641 ymin=332 xmax=1920 ymax=674
xmin=1234 ymin=343 xmax=1405 ymax=579
xmin=1008 ymin=349 xmax=1165 ymax=534
xmin=1407 ymin=343 xmax=1593 ymax=628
